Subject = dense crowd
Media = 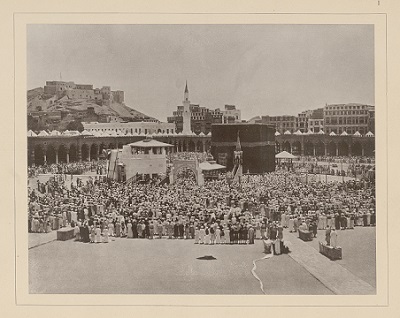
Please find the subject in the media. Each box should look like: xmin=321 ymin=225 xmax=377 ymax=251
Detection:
xmin=299 ymin=156 xmax=375 ymax=165
xmin=169 ymin=151 xmax=208 ymax=162
xmin=28 ymin=161 xmax=108 ymax=178
xmin=291 ymin=160 xmax=374 ymax=178
xmin=28 ymin=167 xmax=376 ymax=247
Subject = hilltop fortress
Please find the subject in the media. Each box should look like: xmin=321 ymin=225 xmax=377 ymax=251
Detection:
xmin=43 ymin=80 xmax=125 ymax=105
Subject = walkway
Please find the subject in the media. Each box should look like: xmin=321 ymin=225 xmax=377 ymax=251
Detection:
xmin=29 ymin=231 xmax=57 ymax=249
xmin=284 ymin=231 xmax=375 ymax=295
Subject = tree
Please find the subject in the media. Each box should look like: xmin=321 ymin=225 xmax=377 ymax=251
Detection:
xmin=66 ymin=120 xmax=84 ymax=132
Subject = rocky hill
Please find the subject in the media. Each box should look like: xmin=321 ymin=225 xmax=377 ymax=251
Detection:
xmin=27 ymin=87 xmax=156 ymax=123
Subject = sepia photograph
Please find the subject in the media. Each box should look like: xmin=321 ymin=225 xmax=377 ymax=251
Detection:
xmin=25 ymin=23 xmax=378 ymax=296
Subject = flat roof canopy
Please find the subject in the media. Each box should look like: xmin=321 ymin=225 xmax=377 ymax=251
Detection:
xmin=128 ymin=139 xmax=173 ymax=148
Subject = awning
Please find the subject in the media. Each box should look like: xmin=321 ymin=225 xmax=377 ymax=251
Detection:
xmin=275 ymin=151 xmax=297 ymax=159
xmin=199 ymin=161 xmax=226 ymax=171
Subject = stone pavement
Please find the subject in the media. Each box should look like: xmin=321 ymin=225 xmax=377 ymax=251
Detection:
xmin=28 ymin=231 xmax=57 ymax=249
xmin=29 ymin=238 xmax=332 ymax=294
xmin=284 ymin=230 xmax=375 ymax=295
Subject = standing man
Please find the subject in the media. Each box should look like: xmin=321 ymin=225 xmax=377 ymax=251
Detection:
xmin=325 ymin=226 xmax=331 ymax=246
xmin=248 ymin=225 xmax=255 ymax=244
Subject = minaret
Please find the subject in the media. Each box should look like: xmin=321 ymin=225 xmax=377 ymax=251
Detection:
xmin=182 ymin=81 xmax=192 ymax=134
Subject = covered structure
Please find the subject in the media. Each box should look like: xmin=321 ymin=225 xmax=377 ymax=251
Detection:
xmin=199 ymin=153 xmax=226 ymax=180
xmin=275 ymin=151 xmax=297 ymax=170
xmin=107 ymin=137 xmax=173 ymax=182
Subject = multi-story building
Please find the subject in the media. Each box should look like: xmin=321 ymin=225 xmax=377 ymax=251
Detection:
xmin=259 ymin=115 xmax=297 ymax=134
xmin=296 ymin=110 xmax=314 ymax=132
xmin=367 ymin=105 xmax=375 ymax=134
xmin=323 ymin=103 xmax=374 ymax=135
xmin=253 ymin=104 xmax=373 ymax=136
xmin=221 ymin=104 xmax=241 ymax=123
xmin=307 ymin=108 xmax=324 ymax=133
xmin=167 ymin=83 xmax=224 ymax=135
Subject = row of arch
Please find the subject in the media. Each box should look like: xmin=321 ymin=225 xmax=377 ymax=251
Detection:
xmin=276 ymin=140 xmax=374 ymax=156
xmin=28 ymin=137 xmax=375 ymax=166
xmin=28 ymin=139 xmax=212 ymax=166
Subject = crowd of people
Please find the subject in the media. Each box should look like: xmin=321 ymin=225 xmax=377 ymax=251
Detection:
xmin=28 ymin=161 xmax=107 ymax=178
xmin=28 ymin=161 xmax=376 ymax=248
xmin=291 ymin=161 xmax=375 ymax=179
xmin=169 ymin=151 xmax=209 ymax=162
xmin=299 ymin=156 xmax=375 ymax=165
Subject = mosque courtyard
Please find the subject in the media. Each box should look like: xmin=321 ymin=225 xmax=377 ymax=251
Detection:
xmin=29 ymin=227 xmax=375 ymax=295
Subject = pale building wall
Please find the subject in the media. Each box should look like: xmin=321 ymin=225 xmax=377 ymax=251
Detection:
xmin=107 ymin=146 xmax=168 ymax=180
xmin=66 ymin=89 xmax=95 ymax=99
xmin=83 ymin=121 xmax=175 ymax=135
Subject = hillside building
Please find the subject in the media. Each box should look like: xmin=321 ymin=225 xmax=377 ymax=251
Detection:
xmin=43 ymin=80 xmax=124 ymax=104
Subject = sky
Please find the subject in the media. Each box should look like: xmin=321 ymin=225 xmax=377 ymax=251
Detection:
xmin=27 ymin=24 xmax=374 ymax=121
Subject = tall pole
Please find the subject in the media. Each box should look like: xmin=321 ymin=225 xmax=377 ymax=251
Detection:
xmin=341 ymin=158 xmax=344 ymax=183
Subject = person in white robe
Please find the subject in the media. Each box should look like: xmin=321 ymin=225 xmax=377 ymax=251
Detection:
xmin=204 ymin=227 xmax=210 ymax=245
xmin=199 ymin=226 xmax=205 ymax=244
xmin=255 ymin=221 xmax=261 ymax=239
xmin=74 ymin=224 xmax=81 ymax=241
xmin=346 ymin=215 xmax=351 ymax=229
xmin=274 ymin=238 xmax=281 ymax=255
xmin=285 ymin=213 xmax=290 ymax=228
xmin=288 ymin=218 xmax=294 ymax=232
xmin=129 ymin=222 xmax=135 ymax=238
xmin=90 ymin=226 xmax=96 ymax=243
xmin=349 ymin=214 xmax=355 ymax=229
xmin=102 ymin=227 xmax=109 ymax=243
xmin=215 ymin=227 xmax=221 ymax=244
xmin=317 ymin=214 xmax=324 ymax=230
xmin=194 ymin=227 xmax=200 ymax=244
xmin=95 ymin=226 xmax=101 ymax=243
xmin=108 ymin=221 xmax=114 ymax=237
xmin=366 ymin=211 xmax=371 ymax=225
xmin=280 ymin=213 xmax=285 ymax=228
xmin=330 ymin=228 xmax=338 ymax=248
xmin=322 ymin=213 xmax=327 ymax=229
xmin=46 ymin=221 xmax=52 ymax=233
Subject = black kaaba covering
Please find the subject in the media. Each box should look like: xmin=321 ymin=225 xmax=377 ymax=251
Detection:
xmin=211 ymin=123 xmax=275 ymax=174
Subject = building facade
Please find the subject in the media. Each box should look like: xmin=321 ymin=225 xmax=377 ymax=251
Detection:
xmin=323 ymin=103 xmax=375 ymax=135
xmin=252 ymin=104 xmax=374 ymax=136
xmin=258 ymin=115 xmax=297 ymax=134
xmin=221 ymin=104 xmax=241 ymax=123
xmin=296 ymin=110 xmax=314 ymax=132
xmin=43 ymin=80 xmax=124 ymax=104
xmin=168 ymin=83 xmax=239 ymax=135
xmin=82 ymin=121 xmax=176 ymax=136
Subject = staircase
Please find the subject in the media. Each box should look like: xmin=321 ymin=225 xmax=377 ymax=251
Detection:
xmin=124 ymin=174 xmax=140 ymax=185
xmin=157 ymin=175 xmax=170 ymax=186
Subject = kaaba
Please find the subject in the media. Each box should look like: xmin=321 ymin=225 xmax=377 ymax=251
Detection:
xmin=211 ymin=123 xmax=275 ymax=174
